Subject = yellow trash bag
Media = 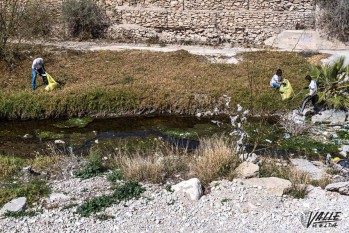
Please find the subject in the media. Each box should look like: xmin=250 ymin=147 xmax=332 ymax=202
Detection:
xmin=45 ymin=73 xmax=59 ymax=91
xmin=279 ymin=79 xmax=294 ymax=101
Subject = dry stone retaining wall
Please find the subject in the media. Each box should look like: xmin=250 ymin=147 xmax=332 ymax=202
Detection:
xmin=47 ymin=0 xmax=317 ymax=45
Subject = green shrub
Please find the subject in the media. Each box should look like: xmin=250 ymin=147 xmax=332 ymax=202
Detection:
xmin=285 ymin=184 xmax=308 ymax=199
xmin=74 ymin=151 xmax=107 ymax=179
xmin=107 ymin=170 xmax=123 ymax=182
xmin=112 ymin=181 xmax=145 ymax=201
xmin=76 ymin=181 xmax=145 ymax=217
xmin=62 ymin=0 xmax=108 ymax=39
xmin=4 ymin=210 xmax=40 ymax=218
xmin=76 ymin=194 xmax=115 ymax=217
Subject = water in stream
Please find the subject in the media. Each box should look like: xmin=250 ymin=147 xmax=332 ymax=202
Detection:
xmin=0 ymin=116 xmax=339 ymax=159
xmin=0 ymin=117 xmax=231 ymax=157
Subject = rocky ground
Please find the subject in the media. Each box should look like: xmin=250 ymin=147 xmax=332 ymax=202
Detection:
xmin=2 ymin=109 xmax=349 ymax=232
xmin=1 ymin=34 xmax=349 ymax=232
xmin=1 ymin=174 xmax=348 ymax=233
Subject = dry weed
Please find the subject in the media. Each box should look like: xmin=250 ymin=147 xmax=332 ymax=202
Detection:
xmin=279 ymin=115 xmax=311 ymax=136
xmin=190 ymin=137 xmax=240 ymax=185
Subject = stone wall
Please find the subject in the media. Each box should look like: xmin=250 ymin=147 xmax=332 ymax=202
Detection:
xmin=47 ymin=0 xmax=317 ymax=45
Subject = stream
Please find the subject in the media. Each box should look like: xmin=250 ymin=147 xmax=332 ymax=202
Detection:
xmin=0 ymin=117 xmax=230 ymax=157
xmin=0 ymin=116 xmax=341 ymax=159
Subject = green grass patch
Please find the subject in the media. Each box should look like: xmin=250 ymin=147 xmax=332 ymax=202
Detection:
xmin=163 ymin=130 xmax=198 ymax=139
xmin=259 ymin=160 xmax=290 ymax=179
xmin=336 ymin=130 xmax=349 ymax=140
xmin=279 ymin=136 xmax=338 ymax=155
xmin=0 ymin=180 xmax=50 ymax=207
xmin=107 ymin=170 xmax=123 ymax=182
xmin=285 ymin=184 xmax=308 ymax=199
xmin=74 ymin=151 xmax=108 ymax=179
xmin=0 ymin=154 xmax=61 ymax=182
xmin=0 ymin=155 xmax=27 ymax=181
xmin=76 ymin=181 xmax=145 ymax=217
xmin=92 ymin=137 xmax=159 ymax=154
xmin=36 ymin=131 xmax=65 ymax=140
xmin=54 ymin=117 xmax=94 ymax=129
xmin=4 ymin=210 xmax=41 ymax=218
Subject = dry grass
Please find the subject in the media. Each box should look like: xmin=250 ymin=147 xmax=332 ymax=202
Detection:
xmin=111 ymin=136 xmax=241 ymax=184
xmin=112 ymin=140 xmax=189 ymax=183
xmin=0 ymin=47 xmax=314 ymax=118
xmin=190 ymin=136 xmax=240 ymax=185
xmin=116 ymin=155 xmax=166 ymax=183
xmin=309 ymin=176 xmax=333 ymax=189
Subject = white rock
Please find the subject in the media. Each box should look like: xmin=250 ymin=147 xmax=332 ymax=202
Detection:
xmin=234 ymin=162 xmax=259 ymax=179
xmin=290 ymin=159 xmax=325 ymax=181
xmin=0 ymin=197 xmax=27 ymax=215
xmin=54 ymin=139 xmax=65 ymax=144
xmin=243 ymin=177 xmax=292 ymax=196
xmin=172 ymin=178 xmax=203 ymax=201
xmin=325 ymin=182 xmax=349 ymax=195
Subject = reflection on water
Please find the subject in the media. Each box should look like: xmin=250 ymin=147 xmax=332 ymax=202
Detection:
xmin=0 ymin=117 xmax=229 ymax=157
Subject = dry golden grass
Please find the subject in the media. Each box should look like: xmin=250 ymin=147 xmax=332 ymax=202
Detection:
xmin=115 ymin=154 xmax=190 ymax=183
xmin=0 ymin=46 xmax=315 ymax=118
xmin=190 ymin=136 xmax=239 ymax=185
xmin=116 ymin=155 xmax=165 ymax=183
xmin=111 ymin=139 xmax=189 ymax=183
xmin=307 ymin=53 xmax=331 ymax=65
xmin=111 ymin=136 xmax=240 ymax=184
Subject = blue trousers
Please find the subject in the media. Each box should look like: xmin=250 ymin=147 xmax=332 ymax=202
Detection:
xmin=32 ymin=67 xmax=47 ymax=90
xmin=272 ymin=83 xmax=280 ymax=88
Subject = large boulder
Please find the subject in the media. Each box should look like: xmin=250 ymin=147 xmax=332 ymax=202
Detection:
xmin=0 ymin=197 xmax=27 ymax=215
xmin=311 ymin=110 xmax=346 ymax=125
xmin=234 ymin=161 xmax=259 ymax=179
xmin=325 ymin=182 xmax=349 ymax=195
xmin=244 ymin=177 xmax=292 ymax=196
xmin=171 ymin=178 xmax=203 ymax=201
xmin=290 ymin=159 xmax=325 ymax=181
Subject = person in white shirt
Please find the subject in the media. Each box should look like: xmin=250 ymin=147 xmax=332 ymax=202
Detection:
xmin=31 ymin=58 xmax=48 ymax=90
xmin=270 ymin=69 xmax=283 ymax=89
xmin=299 ymin=75 xmax=319 ymax=114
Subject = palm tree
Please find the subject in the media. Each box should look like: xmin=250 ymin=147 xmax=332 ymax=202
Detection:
xmin=310 ymin=57 xmax=349 ymax=109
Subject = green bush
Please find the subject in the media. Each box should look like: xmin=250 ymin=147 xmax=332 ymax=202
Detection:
xmin=74 ymin=151 xmax=107 ymax=179
xmin=4 ymin=210 xmax=40 ymax=218
xmin=62 ymin=0 xmax=108 ymax=39
xmin=76 ymin=181 xmax=145 ymax=217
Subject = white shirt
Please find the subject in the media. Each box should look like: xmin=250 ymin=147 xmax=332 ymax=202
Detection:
xmin=309 ymin=80 xmax=317 ymax=95
xmin=270 ymin=74 xmax=281 ymax=87
xmin=32 ymin=58 xmax=44 ymax=69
